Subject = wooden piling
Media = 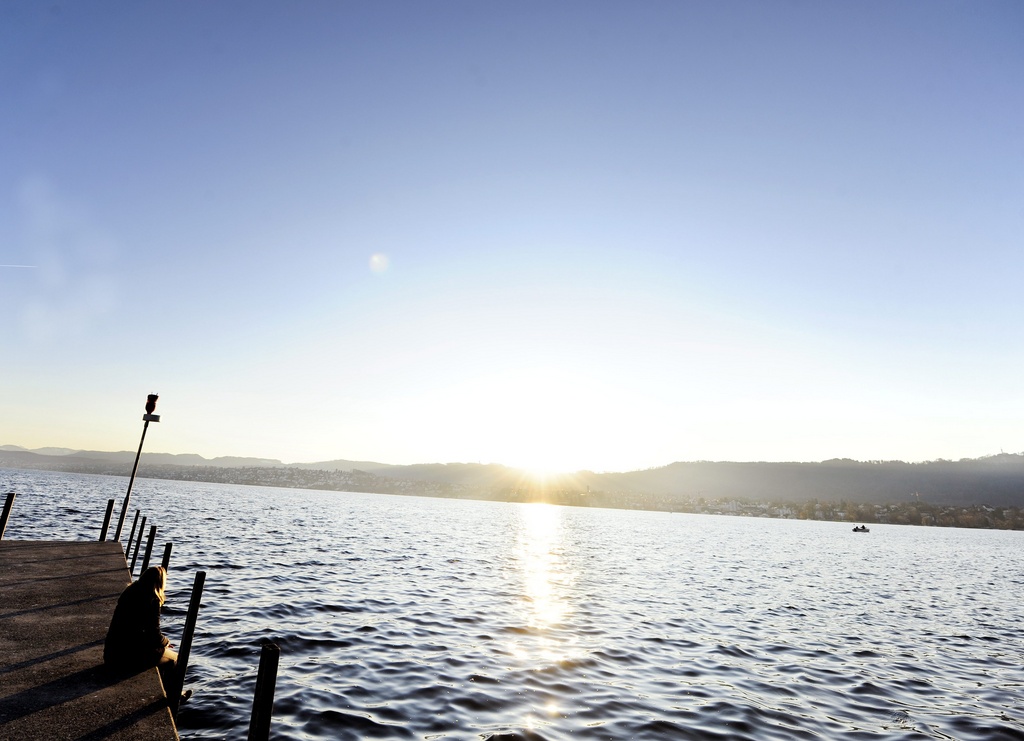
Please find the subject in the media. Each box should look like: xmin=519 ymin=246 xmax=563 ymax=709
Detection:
xmin=140 ymin=525 xmax=157 ymax=574
xmin=98 ymin=498 xmax=115 ymax=541
xmin=130 ymin=516 xmax=147 ymax=574
xmin=1 ymin=491 xmax=14 ymax=540
xmin=168 ymin=570 xmax=206 ymax=717
xmin=161 ymin=542 xmax=173 ymax=570
xmin=125 ymin=509 xmax=141 ymax=558
xmin=247 ymin=642 xmax=280 ymax=741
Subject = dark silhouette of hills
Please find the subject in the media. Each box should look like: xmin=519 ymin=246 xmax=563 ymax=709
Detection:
xmin=367 ymin=456 xmax=1024 ymax=507
xmin=0 ymin=446 xmax=387 ymax=471
xmin=584 ymin=456 xmax=1024 ymax=507
xmin=2 ymin=445 xmax=1024 ymax=508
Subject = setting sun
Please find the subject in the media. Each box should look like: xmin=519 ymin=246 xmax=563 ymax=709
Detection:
xmin=420 ymin=365 xmax=645 ymax=475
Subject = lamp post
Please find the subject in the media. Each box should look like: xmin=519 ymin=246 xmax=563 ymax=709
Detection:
xmin=112 ymin=394 xmax=160 ymax=542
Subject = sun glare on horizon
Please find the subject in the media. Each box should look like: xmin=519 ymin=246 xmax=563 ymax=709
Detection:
xmin=419 ymin=366 xmax=653 ymax=475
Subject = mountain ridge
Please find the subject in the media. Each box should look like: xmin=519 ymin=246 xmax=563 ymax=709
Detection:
xmin=3 ymin=445 xmax=1024 ymax=508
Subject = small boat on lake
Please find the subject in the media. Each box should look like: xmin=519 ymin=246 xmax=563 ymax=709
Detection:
xmin=852 ymin=525 xmax=870 ymax=533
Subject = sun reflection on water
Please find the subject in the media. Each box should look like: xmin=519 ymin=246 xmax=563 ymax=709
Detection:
xmin=509 ymin=502 xmax=585 ymax=667
xmin=518 ymin=502 xmax=570 ymax=631
xmin=506 ymin=503 xmax=586 ymax=733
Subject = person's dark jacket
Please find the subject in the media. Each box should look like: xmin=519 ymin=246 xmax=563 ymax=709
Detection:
xmin=104 ymin=580 xmax=169 ymax=669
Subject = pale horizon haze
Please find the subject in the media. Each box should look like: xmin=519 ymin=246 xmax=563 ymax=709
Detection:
xmin=2 ymin=2 xmax=1022 ymax=473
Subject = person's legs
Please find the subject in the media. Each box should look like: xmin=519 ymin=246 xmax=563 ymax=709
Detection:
xmin=157 ymin=646 xmax=178 ymax=694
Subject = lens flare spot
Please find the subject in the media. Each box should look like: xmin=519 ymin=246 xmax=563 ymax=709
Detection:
xmin=369 ymin=253 xmax=390 ymax=273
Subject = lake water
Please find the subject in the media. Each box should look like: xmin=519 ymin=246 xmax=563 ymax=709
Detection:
xmin=3 ymin=468 xmax=1024 ymax=740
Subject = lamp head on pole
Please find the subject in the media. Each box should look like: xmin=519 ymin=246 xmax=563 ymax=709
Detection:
xmin=144 ymin=394 xmax=161 ymax=422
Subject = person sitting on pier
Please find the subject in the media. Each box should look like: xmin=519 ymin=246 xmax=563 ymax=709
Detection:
xmin=104 ymin=565 xmax=178 ymax=690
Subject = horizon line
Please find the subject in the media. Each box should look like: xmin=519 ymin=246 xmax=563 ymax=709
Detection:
xmin=3 ymin=444 xmax=1022 ymax=474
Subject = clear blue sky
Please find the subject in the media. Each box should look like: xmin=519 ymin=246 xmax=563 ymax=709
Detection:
xmin=2 ymin=1 xmax=1022 ymax=472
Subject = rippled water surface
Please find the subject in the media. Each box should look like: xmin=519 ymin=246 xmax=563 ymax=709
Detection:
xmin=4 ymin=469 xmax=1024 ymax=740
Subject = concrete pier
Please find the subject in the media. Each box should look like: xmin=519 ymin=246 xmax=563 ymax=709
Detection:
xmin=0 ymin=540 xmax=178 ymax=740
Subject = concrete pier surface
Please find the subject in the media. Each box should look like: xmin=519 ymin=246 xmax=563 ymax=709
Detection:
xmin=0 ymin=540 xmax=178 ymax=740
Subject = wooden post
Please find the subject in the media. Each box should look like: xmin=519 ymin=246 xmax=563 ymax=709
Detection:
xmin=0 ymin=492 xmax=15 ymax=540
xmin=125 ymin=510 xmax=141 ymax=560
xmin=140 ymin=525 xmax=157 ymax=574
xmin=247 ymin=642 xmax=281 ymax=741
xmin=130 ymin=516 xmax=147 ymax=575
xmin=161 ymin=542 xmax=173 ymax=570
xmin=169 ymin=570 xmax=206 ymax=717
xmin=99 ymin=499 xmax=115 ymax=541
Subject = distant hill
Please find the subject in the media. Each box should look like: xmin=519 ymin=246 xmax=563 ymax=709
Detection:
xmin=287 ymin=458 xmax=394 ymax=472
xmin=1 ymin=448 xmax=381 ymax=470
xmin=2 ymin=446 xmax=1024 ymax=508
xmin=62 ymin=450 xmax=287 ymax=468
xmin=0 ymin=447 xmax=434 ymax=476
xmin=1 ymin=445 xmax=77 ymax=456
xmin=373 ymin=462 xmax=525 ymax=486
xmin=360 ymin=456 xmax=1024 ymax=507
xmin=584 ymin=456 xmax=1024 ymax=507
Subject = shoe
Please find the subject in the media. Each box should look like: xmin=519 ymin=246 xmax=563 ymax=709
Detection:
xmin=180 ymin=689 xmax=193 ymax=705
